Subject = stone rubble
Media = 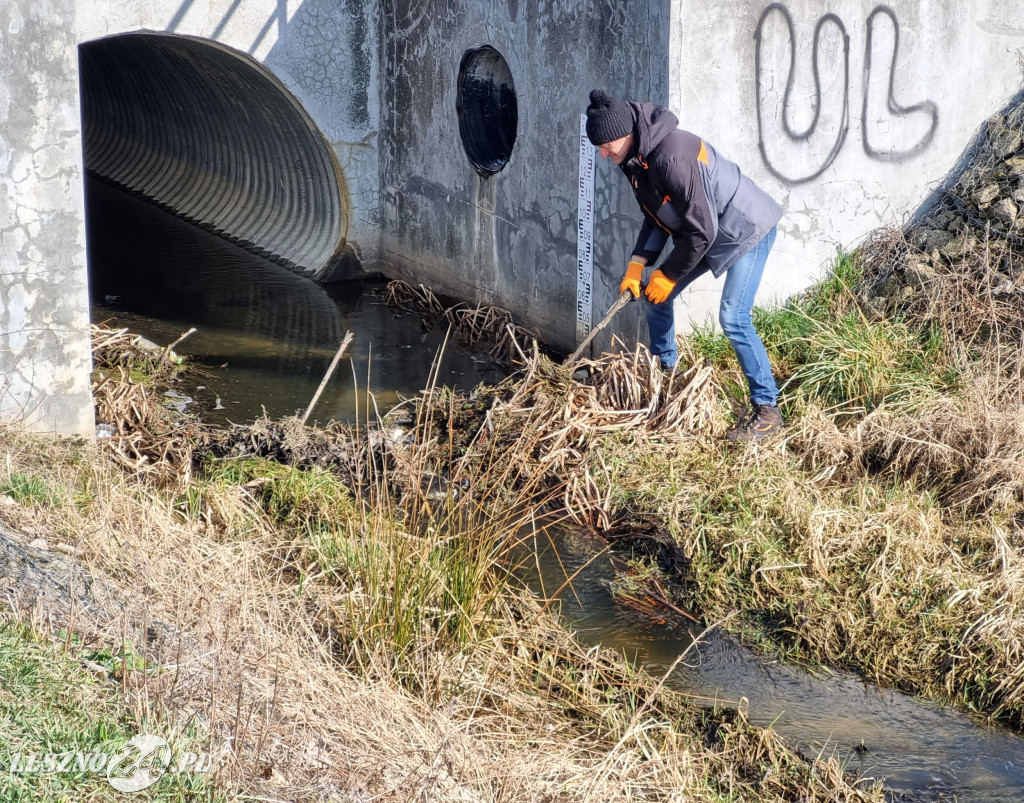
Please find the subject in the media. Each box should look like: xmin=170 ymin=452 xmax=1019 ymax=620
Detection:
xmin=859 ymin=102 xmax=1024 ymax=320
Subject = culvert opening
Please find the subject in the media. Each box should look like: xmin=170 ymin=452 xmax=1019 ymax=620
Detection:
xmin=456 ymin=46 xmax=518 ymax=176
xmin=78 ymin=32 xmax=346 ymax=277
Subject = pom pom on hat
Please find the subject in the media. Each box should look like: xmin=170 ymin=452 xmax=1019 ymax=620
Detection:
xmin=585 ymin=89 xmax=634 ymax=146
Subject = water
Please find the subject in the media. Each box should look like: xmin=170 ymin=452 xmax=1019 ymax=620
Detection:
xmin=522 ymin=529 xmax=1024 ymax=801
xmin=86 ymin=178 xmax=1024 ymax=800
xmin=86 ymin=176 xmax=505 ymax=424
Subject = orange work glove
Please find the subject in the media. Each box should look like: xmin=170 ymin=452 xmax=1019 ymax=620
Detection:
xmin=619 ymin=260 xmax=645 ymax=298
xmin=644 ymin=269 xmax=676 ymax=304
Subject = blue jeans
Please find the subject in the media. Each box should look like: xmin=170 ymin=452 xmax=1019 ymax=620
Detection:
xmin=645 ymin=227 xmax=780 ymax=406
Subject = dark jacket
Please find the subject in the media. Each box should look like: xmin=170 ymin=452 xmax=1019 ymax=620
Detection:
xmin=621 ymin=102 xmax=782 ymax=282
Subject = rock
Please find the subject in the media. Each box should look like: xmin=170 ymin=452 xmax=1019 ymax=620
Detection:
xmin=992 ymin=277 xmax=1016 ymax=296
xmin=973 ymin=183 xmax=1001 ymax=206
xmin=0 ymin=526 xmax=124 ymax=620
xmin=911 ymin=228 xmax=954 ymax=253
xmin=962 ymin=164 xmax=989 ymax=184
xmin=940 ymin=234 xmax=980 ymax=261
xmin=1005 ymin=155 xmax=1024 ymax=177
xmin=926 ymin=211 xmax=957 ymax=230
xmin=904 ymin=257 xmax=937 ymax=287
xmin=993 ymin=129 xmax=1023 ymax=160
xmin=994 ymin=198 xmax=1019 ymax=223
xmin=1012 ymin=185 xmax=1024 ymax=206
xmin=946 ymin=215 xmax=968 ymax=233
xmin=987 ymin=115 xmax=1007 ymax=135
xmin=874 ymin=275 xmax=903 ymax=299
xmin=861 ymin=296 xmax=886 ymax=321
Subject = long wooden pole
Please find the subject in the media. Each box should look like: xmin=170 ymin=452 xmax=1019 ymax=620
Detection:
xmin=566 ymin=291 xmax=633 ymax=365
xmin=301 ymin=331 xmax=354 ymax=425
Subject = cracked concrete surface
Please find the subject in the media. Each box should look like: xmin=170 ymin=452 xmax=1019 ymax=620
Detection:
xmin=0 ymin=0 xmax=93 ymax=435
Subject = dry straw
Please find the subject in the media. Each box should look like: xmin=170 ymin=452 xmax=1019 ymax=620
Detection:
xmin=383 ymin=279 xmax=540 ymax=361
xmin=0 ymin=321 xmax=885 ymax=800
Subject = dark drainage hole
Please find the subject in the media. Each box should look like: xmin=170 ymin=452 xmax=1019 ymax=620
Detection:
xmin=456 ymin=45 xmax=518 ymax=176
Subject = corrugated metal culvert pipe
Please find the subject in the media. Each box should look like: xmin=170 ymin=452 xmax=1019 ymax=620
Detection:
xmin=79 ymin=33 xmax=346 ymax=278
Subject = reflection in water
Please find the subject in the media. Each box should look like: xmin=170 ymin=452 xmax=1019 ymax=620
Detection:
xmin=521 ymin=529 xmax=1024 ymax=802
xmin=85 ymin=177 xmax=503 ymax=423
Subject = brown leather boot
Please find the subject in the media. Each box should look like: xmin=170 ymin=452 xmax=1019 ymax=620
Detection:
xmin=726 ymin=404 xmax=784 ymax=443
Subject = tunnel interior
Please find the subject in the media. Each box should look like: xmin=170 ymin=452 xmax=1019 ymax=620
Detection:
xmin=78 ymin=32 xmax=346 ymax=276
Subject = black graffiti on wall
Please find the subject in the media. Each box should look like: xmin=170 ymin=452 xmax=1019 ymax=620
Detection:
xmin=861 ymin=6 xmax=938 ymax=162
xmin=754 ymin=3 xmax=939 ymax=185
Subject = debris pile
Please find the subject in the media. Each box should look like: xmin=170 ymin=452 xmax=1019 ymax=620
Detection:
xmin=90 ymin=324 xmax=208 ymax=485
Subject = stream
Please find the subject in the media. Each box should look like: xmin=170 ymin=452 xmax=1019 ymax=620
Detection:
xmin=86 ymin=179 xmax=1024 ymax=801
xmin=522 ymin=529 xmax=1024 ymax=802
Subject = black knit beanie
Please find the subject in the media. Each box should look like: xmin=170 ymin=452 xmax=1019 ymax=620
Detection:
xmin=585 ymin=89 xmax=634 ymax=146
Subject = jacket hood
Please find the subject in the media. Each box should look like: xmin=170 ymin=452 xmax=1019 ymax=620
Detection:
xmin=629 ymin=102 xmax=679 ymax=161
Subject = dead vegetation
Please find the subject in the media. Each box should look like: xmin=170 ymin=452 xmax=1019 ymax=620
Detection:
xmin=27 ymin=111 xmax=1024 ymax=795
xmin=383 ymin=279 xmax=541 ymax=362
xmin=0 ymin=362 xmax=882 ymax=801
xmin=90 ymin=324 xmax=208 ymax=486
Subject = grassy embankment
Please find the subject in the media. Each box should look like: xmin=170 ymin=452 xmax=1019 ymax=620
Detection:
xmin=0 ymin=328 xmax=880 ymax=800
xmin=580 ymin=228 xmax=1024 ymax=729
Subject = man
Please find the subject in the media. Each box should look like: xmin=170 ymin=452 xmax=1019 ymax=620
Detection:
xmin=584 ymin=89 xmax=784 ymax=443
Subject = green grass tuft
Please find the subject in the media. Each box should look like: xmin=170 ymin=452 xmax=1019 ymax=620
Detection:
xmin=1 ymin=473 xmax=60 ymax=507
xmin=0 ymin=621 xmax=223 ymax=801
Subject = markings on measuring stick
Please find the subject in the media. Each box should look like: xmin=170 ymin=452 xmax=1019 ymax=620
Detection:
xmin=576 ymin=114 xmax=595 ymax=344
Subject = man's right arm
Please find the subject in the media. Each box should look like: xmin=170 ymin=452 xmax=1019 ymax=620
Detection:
xmin=632 ymin=217 xmax=669 ymax=266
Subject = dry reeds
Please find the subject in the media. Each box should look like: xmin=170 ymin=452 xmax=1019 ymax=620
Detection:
xmin=0 ymin=410 xmax=880 ymax=802
xmin=483 ymin=341 xmax=718 ymax=528
xmin=383 ymin=279 xmax=540 ymax=362
xmin=91 ymin=324 xmax=206 ymax=486
xmin=0 ymin=316 xmax=888 ymax=800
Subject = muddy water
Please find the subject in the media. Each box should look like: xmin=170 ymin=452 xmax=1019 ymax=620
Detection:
xmin=86 ymin=178 xmax=1024 ymax=800
xmin=522 ymin=530 xmax=1024 ymax=802
xmin=85 ymin=176 xmax=505 ymax=424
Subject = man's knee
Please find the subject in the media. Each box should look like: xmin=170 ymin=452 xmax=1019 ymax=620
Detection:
xmin=719 ymin=303 xmax=749 ymax=337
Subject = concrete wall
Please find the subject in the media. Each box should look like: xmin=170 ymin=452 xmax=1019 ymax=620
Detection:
xmin=0 ymin=0 xmax=94 ymax=435
xmin=378 ymin=0 xmax=669 ymax=352
xmin=376 ymin=0 xmax=1024 ymax=352
xmin=666 ymin=0 xmax=1024 ymax=328
xmin=0 ymin=0 xmax=380 ymax=435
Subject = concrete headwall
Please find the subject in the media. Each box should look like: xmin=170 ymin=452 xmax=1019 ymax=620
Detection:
xmin=376 ymin=0 xmax=1024 ymax=352
xmin=0 ymin=0 xmax=94 ymax=435
xmin=0 ymin=0 xmax=379 ymax=434
xmin=665 ymin=0 xmax=1024 ymax=327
